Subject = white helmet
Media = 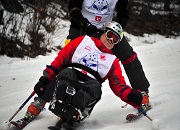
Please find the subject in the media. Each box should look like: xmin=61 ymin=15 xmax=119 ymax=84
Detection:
xmin=102 ymin=21 xmax=123 ymax=41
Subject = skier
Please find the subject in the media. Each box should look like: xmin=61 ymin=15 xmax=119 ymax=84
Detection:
xmin=11 ymin=21 xmax=149 ymax=130
xmin=66 ymin=0 xmax=150 ymax=104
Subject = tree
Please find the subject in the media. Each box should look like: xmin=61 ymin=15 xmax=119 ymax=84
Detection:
xmin=0 ymin=0 xmax=69 ymax=58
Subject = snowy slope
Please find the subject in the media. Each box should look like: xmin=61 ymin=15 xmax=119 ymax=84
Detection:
xmin=0 ymin=28 xmax=180 ymax=130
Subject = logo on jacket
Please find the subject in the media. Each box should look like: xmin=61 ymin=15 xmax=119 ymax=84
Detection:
xmin=85 ymin=46 xmax=92 ymax=52
xmin=80 ymin=53 xmax=99 ymax=71
xmin=88 ymin=0 xmax=110 ymax=14
xmin=79 ymin=52 xmax=107 ymax=72
xmin=100 ymin=54 xmax=106 ymax=61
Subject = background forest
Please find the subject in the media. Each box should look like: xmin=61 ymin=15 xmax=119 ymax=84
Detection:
xmin=0 ymin=0 xmax=179 ymax=58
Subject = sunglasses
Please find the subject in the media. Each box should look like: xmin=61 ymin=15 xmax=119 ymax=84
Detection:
xmin=105 ymin=30 xmax=120 ymax=44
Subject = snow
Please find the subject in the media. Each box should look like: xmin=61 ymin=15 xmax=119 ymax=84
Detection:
xmin=0 ymin=24 xmax=180 ymax=130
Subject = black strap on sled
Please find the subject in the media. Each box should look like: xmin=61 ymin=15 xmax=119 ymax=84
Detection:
xmin=67 ymin=63 xmax=103 ymax=84
xmin=59 ymin=76 xmax=89 ymax=92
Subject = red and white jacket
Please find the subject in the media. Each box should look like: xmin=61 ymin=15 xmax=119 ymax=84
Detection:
xmin=44 ymin=35 xmax=138 ymax=108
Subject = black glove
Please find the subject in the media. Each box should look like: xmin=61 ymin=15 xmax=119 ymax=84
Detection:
xmin=91 ymin=29 xmax=104 ymax=38
xmin=80 ymin=18 xmax=98 ymax=35
xmin=127 ymin=90 xmax=143 ymax=107
xmin=34 ymin=76 xmax=49 ymax=96
xmin=69 ymin=9 xmax=98 ymax=35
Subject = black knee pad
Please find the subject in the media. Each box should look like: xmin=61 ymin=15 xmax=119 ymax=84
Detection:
xmin=56 ymin=83 xmax=70 ymax=101
xmin=84 ymin=80 xmax=102 ymax=100
xmin=56 ymin=83 xmax=92 ymax=111
xmin=71 ymin=89 xmax=91 ymax=110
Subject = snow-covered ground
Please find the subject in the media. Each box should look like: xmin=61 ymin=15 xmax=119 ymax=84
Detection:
xmin=0 ymin=25 xmax=180 ymax=130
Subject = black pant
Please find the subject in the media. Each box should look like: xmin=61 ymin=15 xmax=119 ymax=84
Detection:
xmin=56 ymin=68 xmax=102 ymax=108
xmin=47 ymin=68 xmax=102 ymax=121
xmin=41 ymin=67 xmax=102 ymax=112
xmin=112 ymin=36 xmax=150 ymax=90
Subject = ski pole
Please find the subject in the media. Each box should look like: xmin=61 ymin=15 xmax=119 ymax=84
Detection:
xmin=138 ymin=107 xmax=152 ymax=121
xmin=7 ymin=91 xmax=35 ymax=122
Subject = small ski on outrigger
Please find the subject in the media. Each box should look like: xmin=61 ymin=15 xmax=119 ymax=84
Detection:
xmin=7 ymin=91 xmax=36 ymax=130
xmin=10 ymin=117 xmax=75 ymax=130
xmin=126 ymin=104 xmax=152 ymax=122
xmin=10 ymin=118 xmax=30 ymax=129
xmin=10 ymin=108 xmax=46 ymax=129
